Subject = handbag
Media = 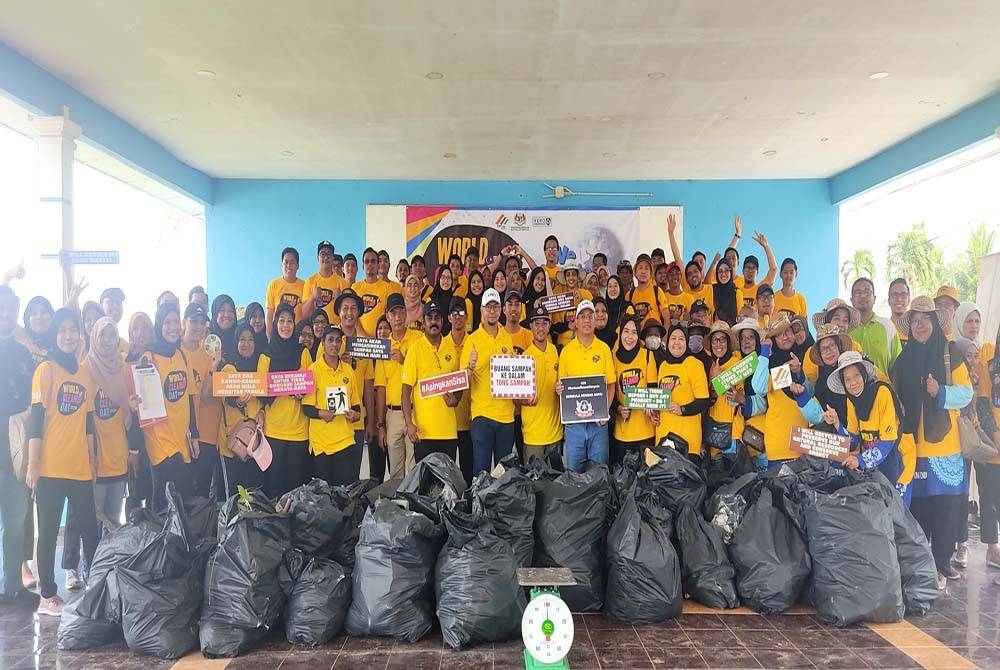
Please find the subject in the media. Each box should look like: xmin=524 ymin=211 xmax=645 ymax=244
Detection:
xmin=9 ymin=409 xmax=30 ymax=481
xmin=703 ymin=417 xmax=733 ymax=452
xmin=224 ymin=407 xmax=267 ymax=462
xmin=945 ymin=346 xmax=998 ymax=462
xmin=741 ymin=425 xmax=765 ymax=454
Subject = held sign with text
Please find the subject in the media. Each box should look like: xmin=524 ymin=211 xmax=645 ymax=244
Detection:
xmin=711 ymin=352 xmax=759 ymax=395
xmin=490 ymin=355 xmax=536 ymax=399
xmin=624 ymin=386 xmax=672 ymax=410
xmin=345 ymin=336 xmax=392 ymax=360
xmin=789 ymin=426 xmax=851 ymax=462
xmin=418 ymin=370 xmax=469 ymax=398
xmin=213 ymin=370 xmax=316 ymax=397
xmin=560 ymin=375 xmax=610 ymax=424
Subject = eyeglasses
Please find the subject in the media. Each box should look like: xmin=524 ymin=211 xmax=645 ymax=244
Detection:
xmin=889 ymin=291 xmax=909 ymax=300
xmin=450 ymin=309 xmax=467 ymax=317
xmin=852 ymin=288 xmax=874 ymax=297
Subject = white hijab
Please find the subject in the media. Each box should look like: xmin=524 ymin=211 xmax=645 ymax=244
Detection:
xmin=953 ymin=301 xmax=981 ymax=345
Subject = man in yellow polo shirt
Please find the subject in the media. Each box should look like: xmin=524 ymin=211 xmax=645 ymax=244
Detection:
xmin=557 ymin=300 xmax=616 ymax=471
xmin=375 ymin=293 xmax=422 ymax=478
xmin=460 ymin=288 xmax=515 ymax=475
xmin=401 ymin=301 xmax=461 ymax=463
xmin=519 ymin=305 xmax=562 ymax=464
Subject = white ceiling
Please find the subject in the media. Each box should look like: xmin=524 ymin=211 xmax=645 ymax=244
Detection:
xmin=1 ymin=0 xmax=999 ymax=181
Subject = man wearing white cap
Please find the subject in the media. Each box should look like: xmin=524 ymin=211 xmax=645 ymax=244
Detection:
xmin=460 ymin=288 xmax=516 ymax=475
xmin=556 ymin=300 xmax=616 ymax=471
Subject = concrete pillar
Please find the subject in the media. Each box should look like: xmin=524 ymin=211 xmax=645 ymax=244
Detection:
xmin=31 ymin=107 xmax=81 ymax=303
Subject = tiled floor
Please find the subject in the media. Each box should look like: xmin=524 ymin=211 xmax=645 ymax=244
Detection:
xmin=2 ymin=529 xmax=999 ymax=669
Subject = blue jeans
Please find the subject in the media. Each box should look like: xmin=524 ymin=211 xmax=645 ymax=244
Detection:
xmin=564 ymin=423 xmax=609 ymax=472
xmin=470 ymin=417 xmax=515 ymax=476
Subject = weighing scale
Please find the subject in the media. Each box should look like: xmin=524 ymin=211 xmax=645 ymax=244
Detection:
xmin=517 ymin=567 xmax=577 ymax=670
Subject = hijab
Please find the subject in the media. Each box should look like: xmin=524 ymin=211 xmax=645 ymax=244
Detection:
xmin=814 ymin=337 xmax=848 ymax=426
xmin=891 ymin=315 xmax=963 ymax=442
xmin=268 ymin=304 xmax=304 ymax=372
xmin=47 ymin=308 xmax=81 ymax=374
xmin=296 ymin=318 xmax=319 ymax=360
xmin=81 ymin=301 xmax=104 ymax=348
xmin=594 ymin=297 xmax=617 ymax=349
xmin=126 ymin=312 xmax=153 ymax=363
xmin=430 ymin=268 xmax=455 ymax=307
xmin=603 ymin=275 xmax=627 ymax=334
xmin=210 ymin=294 xmax=237 ymax=362
xmin=244 ymin=301 xmax=268 ymax=353
xmin=467 ymin=270 xmax=485 ymax=331
xmin=842 ymin=362 xmax=904 ymax=427
xmin=768 ymin=329 xmax=799 ymax=400
xmin=23 ymin=296 xmax=54 ymax=350
xmin=662 ymin=323 xmax=691 ymax=365
xmin=711 ymin=260 xmax=738 ymax=325
xmin=150 ymin=302 xmax=182 ymax=358
xmin=741 ymin=329 xmax=762 ymax=399
xmin=953 ymin=302 xmax=981 ymax=345
xmin=87 ymin=317 xmax=132 ymax=428
xmin=231 ymin=322 xmax=262 ymax=373
xmin=522 ymin=267 xmax=549 ymax=312
xmin=490 ymin=268 xmax=508 ymax=301
xmin=790 ymin=315 xmax=815 ymax=362
xmin=614 ymin=315 xmax=644 ymax=365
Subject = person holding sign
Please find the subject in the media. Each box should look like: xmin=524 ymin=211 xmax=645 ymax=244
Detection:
xmin=705 ymin=321 xmax=742 ymax=454
xmin=216 ymin=324 xmax=268 ymax=496
xmin=556 ymin=300 xmax=616 ymax=471
xmin=460 ymin=288 xmax=516 ymax=475
xmin=335 ymin=289 xmax=376 ymax=481
xmin=303 ymin=326 xmax=362 ymax=486
xmin=401 ymin=302 xmax=462 ymax=462
xmin=653 ymin=324 xmax=711 ymax=454
xmin=519 ymin=305 xmax=562 ymax=464
xmin=611 ymin=315 xmax=658 ymax=464
xmin=374 ymin=293 xmax=422 ymax=479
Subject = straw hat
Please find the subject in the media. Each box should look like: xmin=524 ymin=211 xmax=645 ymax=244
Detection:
xmin=707 ymin=320 xmax=738 ymax=350
xmin=899 ymin=295 xmax=949 ymax=333
xmin=731 ymin=316 xmax=764 ymax=339
xmin=812 ymin=298 xmax=860 ymax=333
xmin=766 ymin=314 xmax=792 ymax=338
xmin=827 ymin=350 xmax=878 ymax=395
xmin=556 ymin=259 xmax=582 ymax=286
xmin=809 ymin=323 xmax=854 ymax=366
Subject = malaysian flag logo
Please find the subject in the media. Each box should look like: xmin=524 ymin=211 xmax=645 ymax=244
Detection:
xmin=495 ymin=214 xmax=508 ymax=228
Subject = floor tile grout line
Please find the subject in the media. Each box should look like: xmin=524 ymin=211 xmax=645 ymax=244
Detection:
xmin=581 ymin=614 xmax=602 ymax=670
xmin=630 ymin=623 xmax=655 ymax=668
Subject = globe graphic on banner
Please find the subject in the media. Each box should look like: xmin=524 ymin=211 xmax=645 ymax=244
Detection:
xmin=574 ymin=226 xmax=625 ymax=272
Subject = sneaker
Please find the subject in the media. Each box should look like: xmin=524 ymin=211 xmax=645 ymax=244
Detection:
xmin=952 ymin=544 xmax=969 ymax=568
xmin=938 ymin=574 xmax=948 ymax=591
xmin=987 ymin=547 xmax=1000 ymax=569
xmin=64 ymin=569 xmax=84 ymax=591
xmin=940 ymin=565 xmax=962 ymax=580
xmin=21 ymin=562 xmax=36 ymax=590
xmin=35 ymin=595 xmax=65 ymax=617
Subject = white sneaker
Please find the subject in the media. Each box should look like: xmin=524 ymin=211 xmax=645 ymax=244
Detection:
xmin=64 ymin=569 xmax=84 ymax=591
xmin=36 ymin=595 xmax=65 ymax=617
xmin=952 ymin=544 xmax=969 ymax=568
xmin=986 ymin=547 xmax=1000 ymax=569
xmin=937 ymin=574 xmax=948 ymax=591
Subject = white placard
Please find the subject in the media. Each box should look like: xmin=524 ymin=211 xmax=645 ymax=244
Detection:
xmin=131 ymin=365 xmax=167 ymax=427
xmin=325 ymin=386 xmax=349 ymax=415
xmin=770 ymin=364 xmax=792 ymax=390
xmin=490 ymin=355 xmax=536 ymax=400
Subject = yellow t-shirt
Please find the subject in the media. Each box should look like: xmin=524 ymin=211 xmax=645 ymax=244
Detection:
xmin=460 ymin=326 xmax=516 ymax=424
xmin=449 ymin=332 xmax=472 ymax=432
xmin=266 ymin=277 xmax=306 ymax=320
xmin=773 ymin=290 xmax=808 ymax=319
xmin=736 ymin=269 xmax=776 ymax=309
xmin=708 ymin=354 xmax=742 ymax=425
xmin=684 ymin=284 xmax=714 ymax=313
xmin=454 ymin=274 xmax=469 ymax=299
xmin=613 ymin=348 xmax=658 ymax=442
xmin=304 ymin=357 xmax=360 ymax=456
xmin=141 ymin=350 xmax=196 ymax=466
xmin=655 ymin=356 xmax=709 ymax=450
xmin=352 ymin=278 xmax=396 ymax=335
xmin=762 ymin=372 xmax=809 ymax=463
xmin=183 ymin=344 xmax=222 ymax=447
xmin=627 ymin=283 xmax=669 ymax=324
xmin=401 ymin=335 xmax=460 ymax=440
xmin=374 ymin=329 xmax=423 ymax=407
xmin=303 ymin=272 xmax=348 ymax=323
xmin=31 ymin=361 xmax=93 ymax=481
xmin=505 ymin=326 xmax=533 ymax=355
xmin=90 ymin=364 xmax=130 ymax=479
xmin=913 ymin=361 xmax=971 ymax=459
xmin=664 ymin=291 xmax=694 ymax=324
xmin=216 ymin=359 xmax=268 ymax=458
xmin=845 ymin=384 xmax=899 ymax=455
xmin=522 ymin=342 xmax=562 ymax=446
xmin=264 ymin=349 xmax=313 ymax=442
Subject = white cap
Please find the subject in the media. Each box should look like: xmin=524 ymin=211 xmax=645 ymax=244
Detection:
xmin=482 ymin=288 xmax=502 ymax=306
xmin=576 ymin=299 xmax=595 ymax=317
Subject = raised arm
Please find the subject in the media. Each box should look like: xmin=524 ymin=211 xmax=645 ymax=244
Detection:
xmin=667 ymin=214 xmax=682 ymax=265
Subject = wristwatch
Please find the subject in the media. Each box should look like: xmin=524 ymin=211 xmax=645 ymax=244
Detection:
xmin=377 ymin=422 xmax=385 ymax=429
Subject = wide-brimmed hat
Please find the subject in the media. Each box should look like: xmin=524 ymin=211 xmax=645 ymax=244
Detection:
xmin=934 ymin=285 xmax=961 ymax=309
xmin=641 ymin=317 xmax=666 ymax=338
xmin=899 ymin=295 xmax=949 ymax=333
xmin=556 ymin=259 xmax=582 ymax=285
xmin=812 ymin=298 xmax=860 ymax=332
xmin=731 ymin=317 xmax=764 ymax=339
xmin=766 ymin=314 xmax=792 ymax=337
xmin=333 ymin=288 xmax=364 ymax=315
xmin=809 ymin=323 xmax=854 ymax=366
xmin=707 ymin=320 xmax=737 ymax=350
xmin=827 ymin=350 xmax=878 ymax=395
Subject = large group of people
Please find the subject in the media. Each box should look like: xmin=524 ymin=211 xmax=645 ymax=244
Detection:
xmin=0 ymin=214 xmax=997 ymax=618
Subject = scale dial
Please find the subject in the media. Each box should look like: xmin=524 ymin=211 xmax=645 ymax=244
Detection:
xmin=521 ymin=593 xmax=574 ymax=664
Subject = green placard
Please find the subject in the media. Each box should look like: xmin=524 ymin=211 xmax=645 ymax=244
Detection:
xmin=711 ymin=352 xmax=759 ymax=395
xmin=624 ymin=386 xmax=672 ymax=410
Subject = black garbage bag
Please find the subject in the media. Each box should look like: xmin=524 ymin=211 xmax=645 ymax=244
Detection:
xmin=887 ymin=490 xmax=938 ymax=615
xmin=706 ymin=472 xmax=759 ymax=544
xmin=199 ymin=490 xmax=292 ymax=657
xmin=471 ymin=466 xmax=536 ymax=569
xmin=57 ymin=580 xmax=122 ymax=650
xmin=729 ymin=487 xmax=810 ymax=614
xmin=604 ymin=495 xmax=683 ymax=624
xmin=435 ymin=505 xmax=526 ymax=650
xmin=279 ymin=479 xmax=351 ymax=557
xmin=675 ymin=505 xmax=739 ymax=609
xmin=345 ymin=498 xmax=446 ymax=641
xmin=803 ymin=482 xmax=904 ymax=626
xmin=608 ymin=451 xmax=642 ymax=524
xmin=644 ymin=442 xmax=707 ymax=513
xmin=398 ymin=452 xmax=467 ymax=503
xmin=703 ymin=444 xmax=755 ymax=496
xmin=365 ymin=478 xmax=403 ymax=505
xmin=278 ymin=548 xmax=309 ymax=597
xmin=331 ymin=479 xmax=378 ymax=571
xmin=532 ymin=463 xmax=610 ymax=612
xmin=285 ymin=557 xmax=351 ymax=646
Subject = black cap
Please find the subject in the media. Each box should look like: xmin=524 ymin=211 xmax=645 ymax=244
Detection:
xmin=688 ymin=323 xmax=710 ymax=337
xmin=756 ymin=283 xmax=774 ymax=298
xmin=423 ymin=301 xmax=442 ymax=316
xmin=449 ymin=297 xmax=467 ymax=315
xmin=617 ymin=259 xmax=632 ymax=269
xmin=635 ymin=253 xmax=653 ymax=269
xmin=743 ymin=254 xmax=759 ymax=269
xmin=529 ymin=304 xmax=551 ymax=321
xmin=386 ymin=293 xmax=405 ymax=312
xmin=183 ymin=302 xmax=208 ymax=321
xmin=317 ymin=240 xmax=335 ymax=254
xmin=690 ymin=299 xmax=709 ymax=314
xmin=505 ymin=290 xmax=522 ymax=303
xmin=100 ymin=287 xmax=125 ymax=302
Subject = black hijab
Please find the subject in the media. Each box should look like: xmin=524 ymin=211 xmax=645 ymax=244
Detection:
xmin=891 ymin=316 xmax=963 ymax=443
xmin=614 ymin=315 xmax=644 ymax=365
xmin=430 ymin=268 xmax=455 ymax=308
xmin=23 ymin=296 xmax=54 ymax=351
xmin=662 ymin=323 xmax=691 ymax=365
xmin=768 ymin=329 xmax=799 ymax=400
xmin=843 ymin=363 xmax=903 ymax=425
xmin=150 ymin=302 xmax=182 ymax=358
xmin=711 ymin=260 xmax=738 ymax=325
xmin=593 ymin=297 xmax=617 ymax=349
xmin=46 ymin=308 xmax=81 ymax=374
xmin=522 ymin=267 xmax=548 ymax=312
xmin=467 ymin=270 xmax=485 ymax=331
xmin=296 ymin=319 xmax=319 ymax=360
xmin=790 ymin=315 xmax=815 ymax=362
xmin=210 ymin=294 xmax=237 ymax=362
xmin=814 ymin=338 xmax=848 ymax=426
xmin=741 ymin=329 xmax=762 ymax=399
xmin=230 ymin=322 xmax=262 ymax=373
xmin=244 ymin=301 xmax=268 ymax=354
xmin=603 ymin=275 xmax=627 ymax=335
xmin=268 ymin=304 xmax=304 ymax=372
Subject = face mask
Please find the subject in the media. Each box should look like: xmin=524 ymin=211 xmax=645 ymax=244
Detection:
xmin=644 ymin=335 xmax=661 ymax=351
xmin=688 ymin=334 xmax=704 ymax=353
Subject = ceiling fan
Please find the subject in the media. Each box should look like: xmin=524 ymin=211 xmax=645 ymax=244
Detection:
xmin=542 ymin=183 xmax=653 ymax=199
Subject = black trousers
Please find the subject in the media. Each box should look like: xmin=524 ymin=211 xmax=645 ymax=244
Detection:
xmin=192 ymin=443 xmax=218 ymax=499
xmin=911 ymin=494 xmax=966 ymax=573
xmin=151 ymin=453 xmax=197 ymax=512
xmin=414 ymin=439 xmax=458 ymax=464
xmin=221 ymin=455 xmax=264 ymax=498
xmin=513 ymin=416 xmax=524 ymax=465
xmin=612 ymin=437 xmax=653 ymax=466
xmin=264 ymin=437 xmax=311 ymax=499
xmin=367 ymin=438 xmax=387 ymax=483
xmin=35 ymin=477 xmax=98 ymax=599
xmin=313 ymin=442 xmax=363 ymax=487
xmin=976 ymin=461 xmax=1000 ymax=545
xmin=457 ymin=430 xmax=473 ymax=485
xmin=956 ymin=458 xmax=973 ymax=544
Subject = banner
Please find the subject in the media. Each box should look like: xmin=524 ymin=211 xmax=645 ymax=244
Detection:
xmin=406 ymin=207 xmax=641 ymax=280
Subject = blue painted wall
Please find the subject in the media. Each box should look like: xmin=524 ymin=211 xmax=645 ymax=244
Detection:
xmin=208 ymin=178 xmax=838 ymax=314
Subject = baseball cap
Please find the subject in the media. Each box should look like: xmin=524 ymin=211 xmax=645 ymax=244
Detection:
xmin=756 ymin=283 xmax=775 ymax=298
xmin=100 ymin=287 xmax=125 ymax=302
xmin=317 ymin=240 xmax=335 ymax=254
xmin=743 ymin=254 xmax=759 ymax=270
xmin=664 ymin=261 xmax=681 ymax=274
xmin=505 ymin=290 xmax=522 ymax=303
xmin=635 ymin=253 xmax=653 ymax=270
xmin=423 ymin=301 xmax=442 ymax=316
xmin=482 ymin=288 xmax=502 ymax=306
xmin=690 ymin=299 xmax=709 ymax=314
xmin=529 ymin=305 xmax=551 ymax=321
xmin=576 ymin=300 xmax=596 ymax=317
xmin=386 ymin=293 xmax=405 ymax=312
xmin=183 ymin=302 xmax=208 ymax=321
xmin=449 ymin=297 xmax=467 ymax=315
